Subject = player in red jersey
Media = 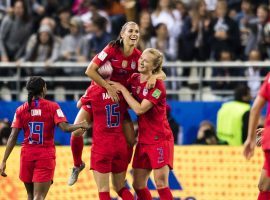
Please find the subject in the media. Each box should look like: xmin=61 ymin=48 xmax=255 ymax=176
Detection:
xmin=0 ymin=77 xmax=89 ymax=200
xmin=68 ymin=21 xmax=166 ymax=186
xmin=84 ymin=81 xmax=134 ymax=200
xmin=243 ymin=72 xmax=270 ymax=200
xmin=111 ymin=48 xmax=174 ymax=200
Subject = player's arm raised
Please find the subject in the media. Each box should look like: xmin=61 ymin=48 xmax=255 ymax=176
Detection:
xmin=0 ymin=128 xmax=20 ymax=177
xmin=58 ymin=120 xmax=90 ymax=132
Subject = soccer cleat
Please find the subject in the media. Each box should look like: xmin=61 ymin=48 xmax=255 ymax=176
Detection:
xmin=67 ymin=162 xmax=85 ymax=186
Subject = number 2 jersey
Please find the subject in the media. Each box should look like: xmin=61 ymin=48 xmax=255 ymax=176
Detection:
xmin=84 ymin=84 xmax=128 ymax=155
xmin=11 ymin=98 xmax=68 ymax=160
xmin=128 ymin=73 xmax=174 ymax=144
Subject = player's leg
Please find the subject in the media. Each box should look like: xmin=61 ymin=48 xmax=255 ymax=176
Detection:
xmin=33 ymin=181 xmax=51 ymax=200
xmin=24 ymin=182 xmax=34 ymax=200
xmin=258 ymin=150 xmax=270 ymax=200
xmin=153 ymin=165 xmax=173 ymax=200
xmin=112 ymin=171 xmax=134 ymax=200
xmin=68 ymin=107 xmax=92 ymax=186
xmin=93 ymin=170 xmax=111 ymax=200
xmin=132 ymin=168 xmax=152 ymax=200
xmin=123 ymin=113 xmax=136 ymax=147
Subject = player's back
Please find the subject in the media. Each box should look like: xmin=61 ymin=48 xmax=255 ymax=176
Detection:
xmin=14 ymin=98 xmax=61 ymax=147
xmin=88 ymin=85 xmax=128 ymax=154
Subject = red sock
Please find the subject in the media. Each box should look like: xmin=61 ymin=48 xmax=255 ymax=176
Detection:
xmin=70 ymin=135 xmax=83 ymax=167
xmin=99 ymin=192 xmax=110 ymax=200
xmin=135 ymin=188 xmax=152 ymax=200
xmin=117 ymin=187 xmax=134 ymax=200
xmin=157 ymin=187 xmax=173 ymax=200
xmin=258 ymin=191 xmax=270 ymax=200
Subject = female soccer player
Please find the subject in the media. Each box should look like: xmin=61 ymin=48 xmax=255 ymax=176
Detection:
xmin=243 ymin=73 xmax=270 ymax=200
xmin=68 ymin=21 xmax=166 ymax=186
xmin=0 ymin=77 xmax=89 ymax=200
xmin=82 ymin=68 xmax=134 ymax=200
xmin=110 ymin=48 xmax=174 ymax=200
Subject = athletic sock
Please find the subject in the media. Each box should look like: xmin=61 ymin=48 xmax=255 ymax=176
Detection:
xmin=117 ymin=187 xmax=134 ymax=200
xmin=135 ymin=188 xmax=152 ymax=200
xmin=99 ymin=192 xmax=111 ymax=200
xmin=70 ymin=135 xmax=83 ymax=167
xmin=157 ymin=187 xmax=173 ymax=200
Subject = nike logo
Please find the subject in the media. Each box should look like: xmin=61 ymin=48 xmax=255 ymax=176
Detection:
xmin=111 ymin=59 xmax=119 ymax=61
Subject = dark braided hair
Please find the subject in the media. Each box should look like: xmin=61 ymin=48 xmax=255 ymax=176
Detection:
xmin=26 ymin=76 xmax=46 ymax=112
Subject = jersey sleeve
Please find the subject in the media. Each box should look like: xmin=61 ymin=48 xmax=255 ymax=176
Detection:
xmin=52 ymin=103 xmax=68 ymax=125
xmin=11 ymin=108 xmax=22 ymax=128
xmin=91 ymin=44 xmax=114 ymax=67
xmin=259 ymin=73 xmax=270 ymax=101
xmin=144 ymin=81 xmax=166 ymax=105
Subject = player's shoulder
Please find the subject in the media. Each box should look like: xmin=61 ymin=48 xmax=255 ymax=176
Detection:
xmin=16 ymin=102 xmax=28 ymax=114
xmin=41 ymin=98 xmax=59 ymax=109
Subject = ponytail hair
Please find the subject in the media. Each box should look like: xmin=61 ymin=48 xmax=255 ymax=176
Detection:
xmin=26 ymin=76 xmax=46 ymax=112
xmin=109 ymin=21 xmax=138 ymax=48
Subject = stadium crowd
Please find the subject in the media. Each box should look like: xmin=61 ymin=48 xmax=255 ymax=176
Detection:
xmin=0 ymin=0 xmax=270 ymax=100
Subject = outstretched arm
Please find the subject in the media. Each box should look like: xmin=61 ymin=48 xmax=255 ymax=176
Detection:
xmin=110 ymin=81 xmax=153 ymax=115
xmin=0 ymin=128 xmax=20 ymax=177
xmin=243 ymin=96 xmax=265 ymax=160
xmin=58 ymin=120 xmax=90 ymax=132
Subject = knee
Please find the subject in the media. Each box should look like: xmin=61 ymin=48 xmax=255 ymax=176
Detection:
xmin=33 ymin=194 xmax=45 ymax=200
xmin=132 ymin=181 xmax=144 ymax=191
xmin=27 ymin=193 xmax=33 ymax=200
xmin=154 ymin=174 xmax=168 ymax=189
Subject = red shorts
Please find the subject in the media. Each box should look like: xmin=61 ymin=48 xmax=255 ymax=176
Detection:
xmin=20 ymin=158 xmax=56 ymax=183
xmin=91 ymin=146 xmax=133 ymax=173
xmin=263 ymin=150 xmax=270 ymax=177
xmin=132 ymin=139 xmax=174 ymax=170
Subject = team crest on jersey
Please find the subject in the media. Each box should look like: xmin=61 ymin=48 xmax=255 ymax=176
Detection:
xmin=98 ymin=51 xmax=107 ymax=61
xmin=31 ymin=109 xmax=41 ymax=116
xmin=137 ymin=86 xmax=141 ymax=94
xmin=122 ymin=60 xmax=128 ymax=68
xmin=143 ymin=87 xmax=148 ymax=96
xmin=131 ymin=61 xmax=136 ymax=69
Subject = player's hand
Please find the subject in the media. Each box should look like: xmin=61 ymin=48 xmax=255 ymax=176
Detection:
xmin=256 ymin=128 xmax=264 ymax=147
xmin=79 ymin=120 xmax=90 ymax=131
xmin=108 ymin=81 xmax=124 ymax=92
xmin=0 ymin=162 xmax=7 ymax=177
xmin=106 ymin=84 xmax=120 ymax=102
xmin=146 ymin=76 xmax=157 ymax=89
xmin=243 ymin=138 xmax=256 ymax=160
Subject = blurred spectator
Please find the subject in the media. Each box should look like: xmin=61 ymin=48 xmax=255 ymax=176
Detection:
xmin=195 ymin=120 xmax=221 ymax=145
xmin=211 ymin=50 xmax=242 ymax=91
xmin=22 ymin=24 xmax=61 ymax=76
xmin=137 ymin=10 xmax=154 ymax=51
xmin=245 ymin=50 xmax=268 ymax=99
xmin=174 ymin=0 xmax=189 ymax=21
xmin=151 ymin=0 xmax=182 ymax=39
xmin=72 ymin=0 xmax=91 ymax=15
xmin=59 ymin=17 xmax=83 ymax=63
xmin=0 ymin=0 xmax=32 ymax=62
xmin=217 ymin=85 xmax=251 ymax=145
xmin=55 ymin=6 xmax=71 ymax=38
xmin=179 ymin=0 xmax=211 ymax=61
xmin=79 ymin=14 xmax=111 ymax=61
xmin=208 ymin=0 xmax=240 ymax=60
xmin=233 ymin=0 xmax=255 ymax=57
xmin=0 ymin=119 xmax=11 ymax=145
xmin=166 ymin=104 xmax=182 ymax=144
xmin=245 ymin=4 xmax=270 ymax=59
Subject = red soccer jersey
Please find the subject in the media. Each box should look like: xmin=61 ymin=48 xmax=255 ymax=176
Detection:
xmin=91 ymin=44 xmax=141 ymax=87
xmin=12 ymin=98 xmax=67 ymax=150
xmin=87 ymin=84 xmax=128 ymax=155
xmin=128 ymin=73 xmax=173 ymax=144
xmin=259 ymin=73 xmax=270 ymax=150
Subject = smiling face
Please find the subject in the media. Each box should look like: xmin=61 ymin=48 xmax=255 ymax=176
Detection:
xmin=120 ymin=22 xmax=140 ymax=47
xmin=138 ymin=50 xmax=156 ymax=74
